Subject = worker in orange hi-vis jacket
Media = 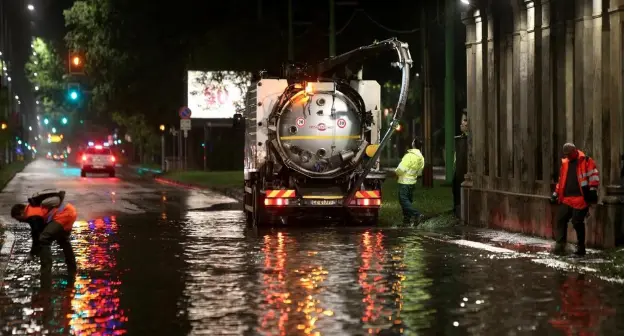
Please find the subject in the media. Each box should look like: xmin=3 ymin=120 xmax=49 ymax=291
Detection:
xmin=11 ymin=191 xmax=78 ymax=275
xmin=550 ymin=143 xmax=600 ymax=257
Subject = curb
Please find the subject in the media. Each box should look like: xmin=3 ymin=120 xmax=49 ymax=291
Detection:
xmin=0 ymin=230 xmax=16 ymax=287
xmin=0 ymin=160 xmax=30 ymax=191
xmin=154 ymin=177 xmax=243 ymax=204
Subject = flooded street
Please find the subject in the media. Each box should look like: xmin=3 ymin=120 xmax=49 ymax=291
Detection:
xmin=0 ymin=160 xmax=623 ymax=335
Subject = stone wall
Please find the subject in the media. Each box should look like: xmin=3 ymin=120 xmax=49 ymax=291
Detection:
xmin=460 ymin=0 xmax=623 ymax=248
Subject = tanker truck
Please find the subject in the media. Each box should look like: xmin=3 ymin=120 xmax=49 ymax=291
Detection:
xmin=243 ymin=38 xmax=413 ymax=226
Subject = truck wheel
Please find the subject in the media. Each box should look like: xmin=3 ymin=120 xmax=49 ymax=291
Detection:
xmin=252 ymin=184 xmax=266 ymax=227
xmin=245 ymin=188 xmax=253 ymax=225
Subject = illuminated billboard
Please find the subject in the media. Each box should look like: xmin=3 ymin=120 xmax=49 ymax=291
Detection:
xmin=187 ymin=71 xmax=251 ymax=119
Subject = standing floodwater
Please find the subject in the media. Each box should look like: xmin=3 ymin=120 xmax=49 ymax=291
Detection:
xmin=1 ymin=209 xmax=621 ymax=335
xmin=0 ymin=161 xmax=622 ymax=335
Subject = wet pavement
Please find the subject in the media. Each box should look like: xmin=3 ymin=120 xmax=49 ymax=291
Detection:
xmin=0 ymin=159 xmax=624 ymax=335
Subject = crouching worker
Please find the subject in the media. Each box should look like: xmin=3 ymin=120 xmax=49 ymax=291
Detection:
xmin=10 ymin=190 xmax=77 ymax=275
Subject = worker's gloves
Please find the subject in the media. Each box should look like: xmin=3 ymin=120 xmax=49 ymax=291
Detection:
xmin=585 ymin=187 xmax=599 ymax=204
xmin=549 ymin=192 xmax=558 ymax=204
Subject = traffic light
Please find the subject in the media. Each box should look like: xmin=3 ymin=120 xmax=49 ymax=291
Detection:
xmin=68 ymin=52 xmax=85 ymax=74
xmin=61 ymin=117 xmax=68 ymax=125
xmin=67 ymin=83 xmax=80 ymax=101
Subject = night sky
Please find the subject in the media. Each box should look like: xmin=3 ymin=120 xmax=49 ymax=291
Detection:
xmin=6 ymin=0 xmax=468 ymax=127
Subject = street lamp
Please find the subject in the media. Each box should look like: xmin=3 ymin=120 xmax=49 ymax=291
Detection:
xmin=460 ymin=0 xmax=469 ymax=4
xmin=160 ymin=125 xmax=165 ymax=171
xmin=35 ymin=86 xmax=39 ymax=91
xmin=29 ymin=126 xmax=32 ymax=131
xmin=27 ymin=4 xmax=34 ymax=11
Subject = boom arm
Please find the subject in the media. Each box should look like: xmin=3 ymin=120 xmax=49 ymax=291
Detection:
xmin=336 ymin=38 xmax=413 ymax=206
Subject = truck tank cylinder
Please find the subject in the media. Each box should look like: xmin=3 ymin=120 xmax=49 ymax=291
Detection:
xmin=276 ymin=87 xmax=364 ymax=176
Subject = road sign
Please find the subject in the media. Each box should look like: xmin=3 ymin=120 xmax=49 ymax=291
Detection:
xmin=179 ymin=106 xmax=192 ymax=119
xmin=180 ymin=118 xmax=191 ymax=131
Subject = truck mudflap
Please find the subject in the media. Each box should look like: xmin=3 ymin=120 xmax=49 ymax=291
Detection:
xmin=262 ymin=189 xmax=381 ymax=209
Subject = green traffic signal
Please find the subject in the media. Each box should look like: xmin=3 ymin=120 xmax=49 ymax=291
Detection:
xmin=69 ymin=90 xmax=79 ymax=100
xmin=62 ymin=117 xmax=68 ymax=125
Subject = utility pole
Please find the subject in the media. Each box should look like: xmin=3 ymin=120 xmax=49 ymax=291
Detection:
xmin=329 ymin=0 xmax=336 ymax=57
xmin=288 ymin=0 xmax=294 ymax=60
xmin=422 ymin=6 xmax=434 ymax=187
xmin=444 ymin=0 xmax=455 ymax=183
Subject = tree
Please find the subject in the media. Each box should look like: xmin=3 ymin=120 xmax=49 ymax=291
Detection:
xmin=112 ymin=111 xmax=159 ymax=164
xmin=64 ymin=0 xmax=127 ymax=117
xmin=24 ymin=37 xmax=68 ymax=116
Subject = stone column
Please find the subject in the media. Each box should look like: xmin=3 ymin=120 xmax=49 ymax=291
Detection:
xmin=512 ymin=5 xmax=524 ymax=185
xmin=501 ymin=32 xmax=514 ymax=184
xmin=608 ymin=0 xmax=623 ymax=186
xmin=573 ymin=0 xmax=587 ymax=146
xmin=521 ymin=0 xmax=535 ymax=189
xmin=474 ymin=9 xmax=486 ymax=186
xmin=591 ymin=0 xmax=605 ymax=190
xmin=461 ymin=10 xmax=477 ymax=222
xmin=565 ymin=21 xmax=575 ymax=143
xmin=582 ymin=0 xmax=595 ymax=153
xmin=552 ymin=2 xmax=567 ymax=171
xmin=540 ymin=0 xmax=553 ymax=187
xmin=486 ymin=8 xmax=498 ymax=184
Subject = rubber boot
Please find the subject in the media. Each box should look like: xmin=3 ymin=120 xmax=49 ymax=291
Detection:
xmin=39 ymin=244 xmax=53 ymax=274
xmin=552 ymin=242 xmax=566 ymax=255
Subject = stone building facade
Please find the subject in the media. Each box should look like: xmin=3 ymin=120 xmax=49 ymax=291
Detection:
xmin=460 ymin=0 xmax=623 ymax=248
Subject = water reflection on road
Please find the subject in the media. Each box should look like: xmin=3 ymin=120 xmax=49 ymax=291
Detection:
xmin=177 ymin=210 xmax=622 ymax=336
xmin=0 ymin=208 xmax=623 ymax=335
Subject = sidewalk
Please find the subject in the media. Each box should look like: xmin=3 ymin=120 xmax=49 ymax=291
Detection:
xmin=424 ymin=224 xmax=623 ymax=283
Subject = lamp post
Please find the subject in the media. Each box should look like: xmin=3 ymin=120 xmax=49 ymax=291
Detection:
xmin=159 ymin=125 xmax=165 ymax=171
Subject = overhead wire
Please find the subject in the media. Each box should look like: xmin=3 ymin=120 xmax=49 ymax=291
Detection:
xmin=358 ymin=9 xmax=423 ymax=34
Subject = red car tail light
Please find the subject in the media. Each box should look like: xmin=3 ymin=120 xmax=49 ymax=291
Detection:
xmin=110 ymin=156 xmax=116 ymax=162
xmin=82 ymin=155 xmax=87 ymax=161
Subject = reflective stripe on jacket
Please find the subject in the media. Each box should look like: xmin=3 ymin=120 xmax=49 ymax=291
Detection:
xmin=395 ymin=149 xmax=425 ymax=185
xmin=46 ymin=203 xmax=78 ymax=232
xmin=554 ymin=150 xmax=600 ymax=206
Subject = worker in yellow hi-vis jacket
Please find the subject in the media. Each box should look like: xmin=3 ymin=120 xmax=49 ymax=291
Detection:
xmin=395 ymin=137 xmax=426 ymax=225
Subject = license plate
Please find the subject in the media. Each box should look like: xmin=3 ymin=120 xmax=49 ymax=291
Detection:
xmin=93 ymin=165 xmax=103 ymax=169
xmin=310 ymin=200 xmax=337 ymax=206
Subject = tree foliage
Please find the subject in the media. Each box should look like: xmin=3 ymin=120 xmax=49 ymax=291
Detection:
xmin=111 ymin=111 xmax=158 ymax=163
xmin=64 ymin=0 xmax=126 ymax=116
xmin=24 ymin=37 xmax=69 ymax=118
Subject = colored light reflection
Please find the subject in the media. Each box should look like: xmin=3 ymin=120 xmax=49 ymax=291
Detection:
xmin=549 ymin=274 xmax=615 ymax=335
xmin=258 ymin=232 xmax=334 ymax=336
xmin=259 ymin=232 xmax=290 ymax=335
xmin=358 ymin=230 xmax=393 ymax=334
xmin=69 ymin=215 xmax=127 ymax=334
